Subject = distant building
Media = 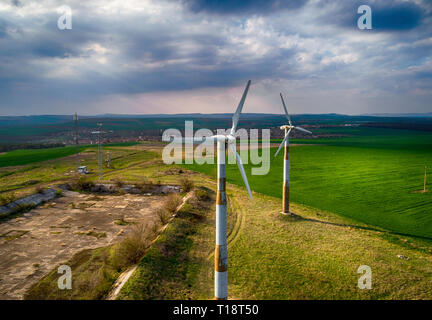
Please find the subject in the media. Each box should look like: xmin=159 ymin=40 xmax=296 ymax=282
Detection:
xmin=78 ymin=166 xmax=88 ymax=174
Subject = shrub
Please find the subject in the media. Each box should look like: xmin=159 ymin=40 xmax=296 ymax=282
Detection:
xmin=35 ymin=185 xmax=45 ymax=194
xmin=180 ymin=178 xmax=194 ymax=193
xmin=163 ymin=193 xmax=183 ymax=213
xmin=113 ymin=223 xmax=156 ymax=268
xmin=70 ymin=177 xmax=94 ymax=191
xmin=56 ymin=189 xmax=63 ymax=196
xmin=194 ymin=188 xmax=210 ymax=201
xmin=156 ymin=209 xmax=171 ymax=225
xmin=0 ymin=193 xmax=16 ymax=206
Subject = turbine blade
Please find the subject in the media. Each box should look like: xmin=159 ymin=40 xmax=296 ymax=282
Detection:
xmin=230 ymin=80 xmax=251 ymax=135
xmin=274 ymin=134 xmax=288 ymax=158
xmin=280 ymin=93 xmax=292 ymax=126
xmin=274 ymin=128 xmax=291 ymax=157
xmin=229 ymin=143 xmax=253 ymax=199
xmin=294 ymin=126 xmax=312 ymax=134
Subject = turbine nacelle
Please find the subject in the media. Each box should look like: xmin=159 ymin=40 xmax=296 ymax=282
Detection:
xmin=274 ymin=93 xmax=313 ymax=158
xmin=207 ymin=134 xmax=237 ymax=144
xmin=182 ymin=81 xmax=253 ymax=200
xmin=280 ymin=125 xmax=294 ymax=130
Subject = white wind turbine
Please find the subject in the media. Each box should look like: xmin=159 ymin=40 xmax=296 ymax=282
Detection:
xmin=208 ymin=80 xmax=253 ymax=300
xmin=274 ymin=93 xmax=312 ymax=215
xmin=169 ymin=80 xmax=253 ymax=299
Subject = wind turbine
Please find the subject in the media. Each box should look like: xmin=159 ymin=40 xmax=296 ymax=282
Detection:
xmin=274 ymin=93 xmax=312 ymax=215
xmin=209 ymin=80 xmax=253 ymax=300
xmin=167 ymin=80 xmax=252 ymax=299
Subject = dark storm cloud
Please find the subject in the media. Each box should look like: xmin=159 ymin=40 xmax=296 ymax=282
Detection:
xmin=0 ymin=0 xmax=431 ymax=115
xmin=180 ymin=0 xmax=307 ymax=15
xmin=373 ymin=2 xmax=423 ymax=31
xmin=325 ymin=0 xmax=427 ymax=31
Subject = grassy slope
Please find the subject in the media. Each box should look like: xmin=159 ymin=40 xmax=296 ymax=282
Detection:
xmin=184 ymin=129 xmax=432 ymax=239
xmin=0 ymin=144 xmax=157 ymax=198
xmin=2 ymin=139 xmax=431 ymax=300
xmin=119 ymin=172 xmax=432 ymax=299
xmin=0 ymin=142 xmax=140 ymax=168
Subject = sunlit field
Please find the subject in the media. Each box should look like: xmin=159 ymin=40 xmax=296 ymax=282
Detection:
xmin=184 ymin=128 xmax=432 ymax=239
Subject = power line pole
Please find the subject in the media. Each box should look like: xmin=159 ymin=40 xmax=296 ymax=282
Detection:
xmin=74 ymin=113 xmax=79 ymax=172
xmin=92 ymin=123 xmax=103 ymax=181
xmin=107 ymin=151 xmax=111 ymax=168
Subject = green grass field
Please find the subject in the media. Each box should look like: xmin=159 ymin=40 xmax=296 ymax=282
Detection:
xmin=184 ymin=128 xmax=432 ymax=239
xmin=0 ymin=142 xmax=140 ymax=168
xmin=3 ymin=135 xmax=430 ymax=300
xmin=0 ymin=143 xmax=154 ymax=197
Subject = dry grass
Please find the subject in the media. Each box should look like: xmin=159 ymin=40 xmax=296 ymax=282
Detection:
xmin=180 ymin=178 xmax=194 ymax=193
xmin=113 ymin=223 xmax=158 ymax=269
xmin=162 ymin=193 xmax=183 ymax=214
xmin=0 ymin=192 xmax=16 ymax=206
xmin=69 ymin=177 xmax=95 ymax=191
xmin=156 ymin=208 xmax=171 ymax=225
xmin=156 ymin=193 xmax=184 ymax=225
xmin=193 ymin=188 xmax=210 ymax=202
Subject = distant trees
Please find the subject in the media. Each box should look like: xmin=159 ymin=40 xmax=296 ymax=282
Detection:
xmin=0 ymin=143 xmax=65 ymax=153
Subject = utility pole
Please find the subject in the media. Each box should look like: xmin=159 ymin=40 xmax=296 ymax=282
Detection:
xmin=107 ymin=151 xmax=111 ymax=168
xmin=92 ymin=123 xmax=103 ymax=181
xmin=74 ymin=113 xmax=79 ymax=172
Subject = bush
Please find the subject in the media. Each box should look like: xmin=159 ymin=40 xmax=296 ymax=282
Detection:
xmin=70 ymin=177 xmax=94 ymax=191
xmin=156 ymin=208 xmax=171 ymax=225
xmin=113 ymin=223 xmax=156 ymax=268
xmin=163 ymin=193 xmax=183 ymax=213
xmin=180 ymin=178 xmax=194 ymax=193
xmin=56 ymin=189 xmax=63 ymax=196
xmin=135 ymin=179 xmax=154 ymax=193
xmin=0 ymin=193 xmax=16 ymax=206
xmin=35 ymin=185 xmax=45 ymax=194
xmin=194 ymin=188 xmax=210 ymax=201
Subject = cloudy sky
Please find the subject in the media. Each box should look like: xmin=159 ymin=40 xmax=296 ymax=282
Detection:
xmin=0 ymin=0 xmax=431 ymax=115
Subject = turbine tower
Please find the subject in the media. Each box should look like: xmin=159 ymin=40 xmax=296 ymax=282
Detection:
xmin=91 ymin=123 xmax=104 ymax=181
xmin=274 ymin=93 xmax=312 ymax=215
xmin=170 ymin=80 xmax=252 ymax=299
xmin=209 ymin=80 xmax=252 ymax=300
xmin=74 ymin=113 xmax=79 ymax=172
